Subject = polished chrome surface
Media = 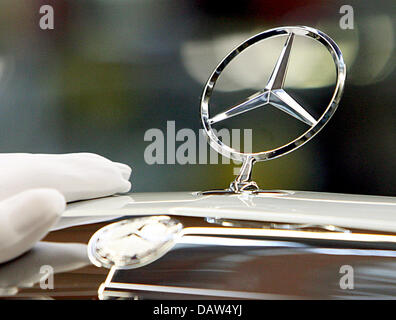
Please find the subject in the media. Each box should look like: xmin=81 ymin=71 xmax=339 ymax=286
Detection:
xmin=200 ymin=26 xmax=346 ymax=193
xmin=205 ymin=217 xmax=352 ymax=233
xmin=88 ymin=214 xmax=396 ymax=274
xmin=99 ymin=225 xmax=396 ymax=300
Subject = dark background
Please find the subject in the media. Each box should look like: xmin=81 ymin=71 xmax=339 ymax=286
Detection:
xmin=0 ymin=0 xmax=394 ymax=196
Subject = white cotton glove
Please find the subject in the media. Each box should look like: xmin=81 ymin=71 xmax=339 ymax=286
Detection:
xmin=0 ymin=153 xmax=131 ymax=202
xmin=0 ymin=153 xmax=132 ymax=264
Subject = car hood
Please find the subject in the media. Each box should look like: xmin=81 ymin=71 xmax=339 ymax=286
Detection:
xmin=61 ymin=190 xmax=396 ymax=233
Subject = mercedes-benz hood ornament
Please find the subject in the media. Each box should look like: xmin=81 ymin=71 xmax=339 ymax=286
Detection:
xmin=200 ymin=26 xmax=346 ymax=194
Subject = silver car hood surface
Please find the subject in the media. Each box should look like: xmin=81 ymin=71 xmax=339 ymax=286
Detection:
xmin=63 ymin=190 xmax=396 ymax=233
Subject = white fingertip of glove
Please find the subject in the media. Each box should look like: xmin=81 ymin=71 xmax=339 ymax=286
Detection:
xmin=0 ymin=153 xmax=132 ymax=202
xmin=0 ymin=189 xmax=65 ymax=264
xmin=113 ymin=162 xmax=133 ymax=180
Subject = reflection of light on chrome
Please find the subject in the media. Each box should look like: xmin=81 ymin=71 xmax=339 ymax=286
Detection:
xmin=276 ymin=196 xmax=396 ymax=206
xmin=178 ymin=235 xmax=308 ymax=248
xmin=181 ymin=227 xmax=396 ymax=245
xmin=308 ymin=248 xmax=396 ymax=258
xmin=181 ymin=24 xmax=358 ymax=91
xmin=358 ymin=263 xmax=396 ymax=280
xmin=181 ymin=238 xmax=396 ymax=258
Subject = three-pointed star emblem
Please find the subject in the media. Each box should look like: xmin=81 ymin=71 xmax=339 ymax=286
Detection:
xmin=208 ymin=33 xmax=317 ymax=127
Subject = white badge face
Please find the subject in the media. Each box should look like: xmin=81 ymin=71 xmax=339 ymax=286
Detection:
xmin=201 ymin=26 xmax=346 ymax=163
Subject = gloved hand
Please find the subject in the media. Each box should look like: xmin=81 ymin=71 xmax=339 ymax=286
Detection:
xmin=0 ymin=153 xmax=132 ymax=264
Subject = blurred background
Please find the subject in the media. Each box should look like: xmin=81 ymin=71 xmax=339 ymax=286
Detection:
xmin=0 ymin=0 xmax=394 ymax=196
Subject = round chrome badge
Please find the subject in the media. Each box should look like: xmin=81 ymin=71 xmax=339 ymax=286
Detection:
xmin=200 ymin=26 xmax=346 ymax=193
xmin=88 ymin=216 xmax=183 ymax=269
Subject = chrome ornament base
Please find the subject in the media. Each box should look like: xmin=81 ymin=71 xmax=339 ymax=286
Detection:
xmin=199 ymin=188 xmax=288 ymax=196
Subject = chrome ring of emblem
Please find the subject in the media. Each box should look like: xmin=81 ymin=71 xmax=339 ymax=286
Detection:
xmin=200 ymin=26 xmax=346 ymax=193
